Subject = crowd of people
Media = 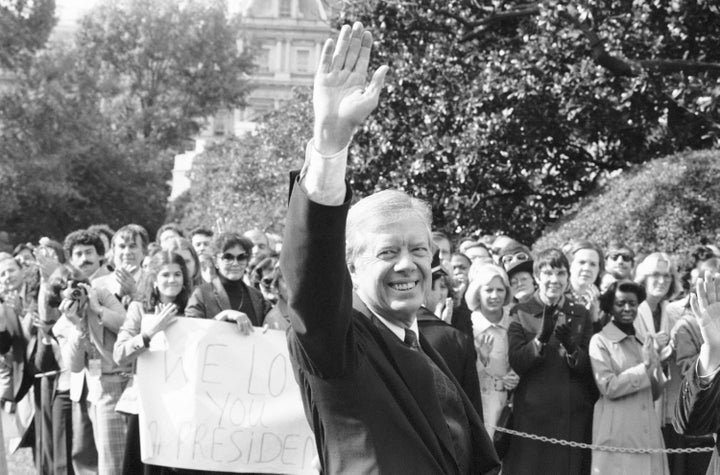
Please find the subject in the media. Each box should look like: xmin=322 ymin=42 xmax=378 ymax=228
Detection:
xmin=2 ymin=20 xmax=720 ymax=475
xmin=0 ymin=224 xmax=288 ymax=474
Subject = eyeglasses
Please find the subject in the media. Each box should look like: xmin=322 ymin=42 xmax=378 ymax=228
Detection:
xmin=501 ymin=252 xmax=530 ymax=265
xmin=609 ymin=253 xmax=633 ymax=262
xmin=510 ymin=275 xmax=534 ymax=286
xmin=220 ymin=253 xmax=248 ymax=264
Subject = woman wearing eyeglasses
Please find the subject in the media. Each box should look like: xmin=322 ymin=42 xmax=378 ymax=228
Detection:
xmin=634 ymin=252 xmax=685 ymax=472
xmin=185 ymin=232 xmax=272 ymax=330
xmin=564 ymin=240 xmax=605 ymax=331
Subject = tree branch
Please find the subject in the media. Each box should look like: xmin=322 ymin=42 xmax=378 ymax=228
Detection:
xmin=459 ymin=4 xmax=541 ymax=42
xmin=560 ymin=10 xmax=720 ymax=77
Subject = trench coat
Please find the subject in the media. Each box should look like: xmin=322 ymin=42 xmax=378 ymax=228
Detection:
xmin=505 ymin=293 xmax=596 ymax=475
xmin=589 ymin=322 xmax=669 ymax=475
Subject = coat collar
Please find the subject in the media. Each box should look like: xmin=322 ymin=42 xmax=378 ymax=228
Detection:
xmin=635 ymin=299 xmax=668 ymax=337
xmin=471 ymin=309 xmax=509 ymax=335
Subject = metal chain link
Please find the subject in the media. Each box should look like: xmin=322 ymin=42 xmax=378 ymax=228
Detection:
xmin=489 ymin=425 xmax=715 ymax=454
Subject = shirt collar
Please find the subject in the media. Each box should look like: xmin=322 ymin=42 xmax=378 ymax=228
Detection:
xmin=375 ymin=313 xmax=419 ymax=342
xmin=471 ymin=310 xmax=509 ymax=334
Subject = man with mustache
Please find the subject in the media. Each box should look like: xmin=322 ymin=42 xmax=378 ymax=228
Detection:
xmin=48 ymin=230 xmax=129 ymax=474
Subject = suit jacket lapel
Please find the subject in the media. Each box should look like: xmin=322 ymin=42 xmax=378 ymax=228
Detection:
xmin=351 ymin=297 xmax=458 ymax=472
xmin=211 ymin=277 xmax=232 ymax=311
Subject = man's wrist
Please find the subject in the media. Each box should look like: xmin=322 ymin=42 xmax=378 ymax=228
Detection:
xmin=697 ymin=344 xmax=720 ymax=378
xmin=313 ymin=124 xmax=353 ymax=155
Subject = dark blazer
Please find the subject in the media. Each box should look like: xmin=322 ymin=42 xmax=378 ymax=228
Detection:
xmin=280 ymin=184 xmax=499 ymax=475
xmin=185 ymin=277 xmax=271 ymax=325
xmin=674 ymin=365 xmax=720 ymax=474
xmin=417 ymin=307 xmax=483 ymax=418
xmin=0 ymin=303 xmax=34 ymax=403
xmin=505 ymin=293 xmax=595 ymax=475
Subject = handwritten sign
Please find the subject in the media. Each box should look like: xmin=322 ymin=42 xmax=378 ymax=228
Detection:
xmin=135 ymin=319 xmax=318 ymax=474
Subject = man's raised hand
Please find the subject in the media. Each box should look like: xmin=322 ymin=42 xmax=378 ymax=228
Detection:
xmin=691 ymin=270 xmax=720 ymax=375
xmin=313 ymin=22 xmax=389 ymax=155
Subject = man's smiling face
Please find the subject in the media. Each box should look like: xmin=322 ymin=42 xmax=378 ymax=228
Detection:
xmin=350 ymin=215 xmax=432 ymax=327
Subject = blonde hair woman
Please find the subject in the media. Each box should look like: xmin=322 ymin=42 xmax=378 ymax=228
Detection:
xmin=464 ymin=263 xmax=519 ymax=437
xmin=634 ymin=252 xmax=684 ymax=468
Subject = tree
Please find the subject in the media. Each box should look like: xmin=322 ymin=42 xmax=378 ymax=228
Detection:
xmin=75 ymin=0 xmax=255 ymax=150
xmin=332 ymin=0 xmax=720 ymax=244
xmin=0 ymin=44 xmax=170 ymax=243
xmin=0 ymin=0 xmax=56 ymax=69
xmin=534 ymin=148 xmax=720 ymax=256
xmin=170 ymin=88 xmax=313 ymax=235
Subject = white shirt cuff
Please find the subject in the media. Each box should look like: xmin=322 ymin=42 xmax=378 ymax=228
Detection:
xmin=299 ymin=139 xmax=348 ymax=206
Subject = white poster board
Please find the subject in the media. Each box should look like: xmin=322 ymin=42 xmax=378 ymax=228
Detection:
xmin=135 ymin=318 xmax=318 ymax=474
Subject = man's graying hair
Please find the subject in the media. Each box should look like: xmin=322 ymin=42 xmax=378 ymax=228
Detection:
xmin=345 ymin=190 xmax=432 ymax=265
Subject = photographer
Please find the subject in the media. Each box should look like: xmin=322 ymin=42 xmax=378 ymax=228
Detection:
xmin=39 ymin=262 xmax=128 ymax=474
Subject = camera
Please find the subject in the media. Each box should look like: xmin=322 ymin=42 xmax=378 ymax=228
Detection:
xmin=65 ymin=280 xmax=88 ymax=301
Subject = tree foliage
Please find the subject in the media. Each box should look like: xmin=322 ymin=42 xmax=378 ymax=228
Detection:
xmin=75 ymin=0 xmax=255 ymax=150
xmin=334 ymin=0 xmax=720 ymax=244
xmin=534 ymin=148 xmax=720 ymax=255
xmin=0 ymin=44 xmax=170 ymax=243
xmin=0 ymin=0 xmax=56 ymax=69
xmin=0 ymin=0 xmax=252 ymax=243
xmin=171 ymin=88 xmax=313 ymax=234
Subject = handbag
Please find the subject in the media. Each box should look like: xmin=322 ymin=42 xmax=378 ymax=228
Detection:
xmin=493 ymin=391 xmax=513 ymax=459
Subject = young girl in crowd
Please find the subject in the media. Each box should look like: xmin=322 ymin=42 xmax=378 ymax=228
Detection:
xmin=113 ymin=250 xmax=189 ymax=475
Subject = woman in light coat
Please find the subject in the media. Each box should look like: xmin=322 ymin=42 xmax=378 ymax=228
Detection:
xmin=634 ymin=252 xmax=685 ymax=470
xmin=464 ymin=263 xmax=519 ymax=438
xmin=590 ymin=280 xmax=668 ymax=475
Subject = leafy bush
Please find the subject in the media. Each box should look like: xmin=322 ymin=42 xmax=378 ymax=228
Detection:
xmin=535 ymin=149 xmax=720 ymax=255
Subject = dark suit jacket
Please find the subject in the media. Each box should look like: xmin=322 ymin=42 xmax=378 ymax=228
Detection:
xmin=280 ymin=184 xmax=499 ymax=474
xmin=185 ymin=277 xmax=271 ymax=325
xmin=674 ymin=365 xmax=720 ymax=474
xmin=0 ymin=303 xmax=34 ymax=403
xmin=417 ymin=307 xmax=483 ymax=418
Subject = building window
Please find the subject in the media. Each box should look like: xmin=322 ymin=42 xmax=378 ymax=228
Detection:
xmin=258 ymin=47 xmax=271 ymax=72
xmin=295 ymin=49 xmax=310 ymax=73
xmin=279 ymin=0 xmax=291 ymax=18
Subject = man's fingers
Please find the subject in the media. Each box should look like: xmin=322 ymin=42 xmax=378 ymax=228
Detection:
xmin=365 ymin=65 xmax=389 ymax=101
xmin=697 ymin=274 xmax=709 ymax=312
xmin=318 ymin=38 xmax=334 ymax=74
xmin=342 ymin=22 xmax=365 ymax=72
xmin=331 ymin=24 xmax=353 ymax=70
xmin=690 ymin=293 xmax=702 ymax=323
xmin=707 ymin=271 xmax=718 ymax=305
xmin=353 ymin=30 xmax=373 ymax=76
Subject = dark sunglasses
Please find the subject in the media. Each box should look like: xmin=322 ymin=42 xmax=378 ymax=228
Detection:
xmin=220 ymin=253 xmax=248 ymax=263
xmin=609 ymin=253 xmax=633 ymax=262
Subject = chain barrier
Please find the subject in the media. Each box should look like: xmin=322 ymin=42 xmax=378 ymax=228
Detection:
xmin=489 ymin=425 xmax=715 ymax=454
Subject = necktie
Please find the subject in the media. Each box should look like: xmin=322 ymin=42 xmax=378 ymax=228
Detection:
xmin=403 ymin=328 xmax=470 ymax=473
xmin=404 ymin=328 xmax=421 ymax=351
